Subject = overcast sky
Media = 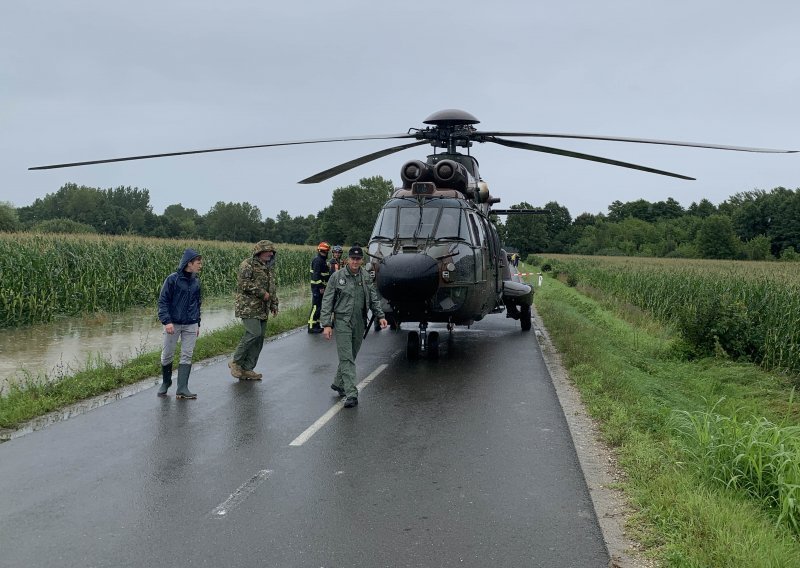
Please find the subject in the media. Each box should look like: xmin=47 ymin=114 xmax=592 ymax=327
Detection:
xmin=2 ymin=1 xmax=798 ymax=221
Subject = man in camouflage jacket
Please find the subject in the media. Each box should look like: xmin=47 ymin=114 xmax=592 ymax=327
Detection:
xmin=229 ymin=240 xmax=279 ymax=380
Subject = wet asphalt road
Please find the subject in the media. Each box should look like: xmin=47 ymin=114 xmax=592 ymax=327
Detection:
xmin=0 ymin=317 xmax=609 ymax=568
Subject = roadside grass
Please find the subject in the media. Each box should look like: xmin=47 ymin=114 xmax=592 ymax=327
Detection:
xmin=533 ymin=275 xmax=800 ymax=566
xmin=0 ymin=302 xmax=309 ymax=431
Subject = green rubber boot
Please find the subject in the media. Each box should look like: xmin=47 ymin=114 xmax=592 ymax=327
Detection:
xmin=175 ymin=364 xmax=196 ymax=399
xmin=157 ymin=363 xmax=173 ymax=397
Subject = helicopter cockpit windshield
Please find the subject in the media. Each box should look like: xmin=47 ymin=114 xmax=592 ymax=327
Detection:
xmin=371 ymin=199 xmax=472 ymax=242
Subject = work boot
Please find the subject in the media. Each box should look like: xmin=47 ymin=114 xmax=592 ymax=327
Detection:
xmin=157 ymin=363 xmax=173 ymax=397
xmin=330 ymin=384 xmax=345 ymax=397
xmin=228 ymin=360 xmax=243 ymax=379
xmin=343 ymin=397 xmax=358 ymax=408
xmin=175 ymin=364 xmax=197 ymax=399
xmin=241 ymin=369 xmax=263 ymax=380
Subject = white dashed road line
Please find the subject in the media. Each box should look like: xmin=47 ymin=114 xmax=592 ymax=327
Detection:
xmin=289 ymin=363 xmax=388 ymax=447
xmin=210 ymin=469 xmax=273 ymax=518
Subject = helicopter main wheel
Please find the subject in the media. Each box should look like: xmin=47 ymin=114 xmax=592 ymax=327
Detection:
xmin=427 ymin=331 xmax=440 ymax=360
xmin=520 ymin=304 xmax=532 ymax=332
xmin=406 ymin=331 xmax=420 ymax=360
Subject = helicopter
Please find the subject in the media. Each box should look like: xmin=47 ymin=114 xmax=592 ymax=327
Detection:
xmin=30 ymin=109 xmax=797 ymax=359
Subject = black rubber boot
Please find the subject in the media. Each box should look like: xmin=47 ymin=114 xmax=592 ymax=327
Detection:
xmin=175 ymin=364 xmax=196 ymax=399
xmin=157 ymin=363 xmax=173 ymax=397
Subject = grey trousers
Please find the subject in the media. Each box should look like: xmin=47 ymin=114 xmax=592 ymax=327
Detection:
xmin=233 ymin=318 xmax=267 ymax=371
xmin=161 ymin=323 xmax=198 ymax=365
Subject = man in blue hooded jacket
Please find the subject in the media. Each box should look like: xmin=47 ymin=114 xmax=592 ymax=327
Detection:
xmin=157 ymin=248 xmax=203 ymax=398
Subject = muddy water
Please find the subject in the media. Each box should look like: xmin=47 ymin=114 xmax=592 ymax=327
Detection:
xmin=0 ymin=288 xmax=307 ymax=394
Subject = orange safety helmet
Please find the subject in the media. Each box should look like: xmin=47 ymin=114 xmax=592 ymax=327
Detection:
xmin=317 ymin=241 xmax=331 ymax=252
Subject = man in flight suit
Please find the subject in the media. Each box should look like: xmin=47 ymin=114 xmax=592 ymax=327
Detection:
xmin=320 ymin=245 xmax=388 ymax=407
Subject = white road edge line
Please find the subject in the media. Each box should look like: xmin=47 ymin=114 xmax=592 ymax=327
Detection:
xmin=210 ymin=469 xmax=273 ymax=518
xmin=289 ymin=363 xmax=388 ymax=447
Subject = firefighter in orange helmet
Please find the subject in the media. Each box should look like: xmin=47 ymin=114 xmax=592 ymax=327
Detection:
xmin=308 ymin=241 xmax=331 ymax=333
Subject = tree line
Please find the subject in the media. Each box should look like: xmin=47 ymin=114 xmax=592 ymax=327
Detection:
xmin=2 ymin=181 xmax=798 ymax=261
xmin=499 ymin=189 xmax=800 ymax=261
xmin=0 ymin=176 xmax=394 ymax=247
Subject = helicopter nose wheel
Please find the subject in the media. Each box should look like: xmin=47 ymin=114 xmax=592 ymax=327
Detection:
xmin=406 ymin=322 xmax=439 ymax=360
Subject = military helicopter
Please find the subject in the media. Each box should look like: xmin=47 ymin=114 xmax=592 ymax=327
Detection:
xmin=30 ymin=109 xmax=796 ymax=359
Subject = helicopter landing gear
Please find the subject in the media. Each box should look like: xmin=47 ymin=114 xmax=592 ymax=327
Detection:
xmin=406 ymin=322 xmax=439 ymax=360
xmin=520 ymin=304 xmax=532 ymax=332
xmin=428 ymin=331 xmax=440 ymax=360
xmin=407 ymin=331 xmax=420 ymax=360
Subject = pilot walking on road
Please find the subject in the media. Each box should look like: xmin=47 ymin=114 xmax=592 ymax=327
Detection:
xmin=320 ymin=245 xmax=387 ymax=407
xmin=229 ymin=240 xmax=279 ymax=380
xmin=157 ymin=248 xmax=203 ymax=399
xmin=308 ymin=242 xmax=331 ymax=333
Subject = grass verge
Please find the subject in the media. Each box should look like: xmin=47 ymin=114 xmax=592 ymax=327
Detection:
xmin=0 ymin=302 xmax=309 ymax=431
xmin=533 ymin=273 xmax=800 ymax=566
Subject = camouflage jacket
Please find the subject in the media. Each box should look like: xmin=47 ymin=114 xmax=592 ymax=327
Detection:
xmin=234 ymin=244 xmax=279 ymax=320
xmin=320 ymin=266 xmax=384 ymax=327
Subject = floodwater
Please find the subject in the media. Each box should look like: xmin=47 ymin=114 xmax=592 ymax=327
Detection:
xmin=0 ymin=288 xmax=307 ymax=394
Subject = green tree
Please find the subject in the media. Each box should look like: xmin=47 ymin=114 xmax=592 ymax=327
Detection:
xmin=202 ymin=201 xmax=263 ymax=242
xmin=687 ymin=198 xmax=717 ymax=218
xmin=0 ymin=202 xmax=20 ymax=232
xmin=503 ymin=202 xmax=549 ymax=256
xmin=696 ymin=214 xmax=740 ymax=259
xmin=317 ymin=176 xmax=394 ymax=245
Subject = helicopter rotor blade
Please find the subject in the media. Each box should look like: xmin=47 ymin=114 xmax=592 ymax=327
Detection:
xmin=478 ymin=131 xmax=797 ymax=154
xmin=487 ymin=136 xmax=695 ymax=180
xmin=298 ymin=140 xmax=429 ymax=184
xmin=28 ymin=133 xmax=416 ymax=171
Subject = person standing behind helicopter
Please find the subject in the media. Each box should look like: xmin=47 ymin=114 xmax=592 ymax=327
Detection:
xmin=308 ymin=242 xmax=331 ymax=333
xmin=329 ymin=244 xmax=343 ymax=273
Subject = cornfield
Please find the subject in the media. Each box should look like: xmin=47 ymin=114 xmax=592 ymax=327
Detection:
xmin=540 ymin=255 xmax=800 ymax=376
xmin=0 ymin=233 xmax=315 ymax=328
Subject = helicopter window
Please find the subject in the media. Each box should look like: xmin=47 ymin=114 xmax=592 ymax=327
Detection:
xmin=398 ymin=206 xmax=439 ymax=239
xmin=433 ymin=208 xmax=468 ymax=240
xmin=467 ymin=213 xmax=483 ymax=247
xmin=372 ymin=206 xmax=397 ymax=239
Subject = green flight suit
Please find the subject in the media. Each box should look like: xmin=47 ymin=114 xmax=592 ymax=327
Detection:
xmin=320 ymin=265 xmax=384 ymax=398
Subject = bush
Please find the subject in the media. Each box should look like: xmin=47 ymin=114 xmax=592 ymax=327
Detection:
xmin=31 ymin=218 xmax=97 ymax=234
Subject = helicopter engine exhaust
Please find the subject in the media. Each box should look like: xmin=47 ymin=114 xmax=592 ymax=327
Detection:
xmin=433 ymin=159 xmax=469 ymax=192
xmin=377 ymin=253 xmax=439 ymax=304
xmin=400 ymin=160 xmax=432 ymax=188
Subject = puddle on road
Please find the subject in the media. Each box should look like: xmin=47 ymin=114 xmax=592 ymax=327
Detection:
xmin=0 ymin=288 xmax=307 ymax=394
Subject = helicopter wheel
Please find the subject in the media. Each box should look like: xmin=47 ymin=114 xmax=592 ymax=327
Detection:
xmin=406 ymin=331 xmax=420 ymax=360
xmin=520 ymin=304 xmax=532 ymax=332
xmin=427 ymin=331 xmax=439 ymax=360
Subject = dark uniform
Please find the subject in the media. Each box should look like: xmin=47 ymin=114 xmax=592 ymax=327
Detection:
xmin=308 ymin=242 xmax=331 ymax=332
xmin=320 ymin=245 xmax=385 ymax=406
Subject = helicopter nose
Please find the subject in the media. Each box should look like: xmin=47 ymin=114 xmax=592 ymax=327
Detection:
xmin=377 ymin=253 xmax=439 ymax=303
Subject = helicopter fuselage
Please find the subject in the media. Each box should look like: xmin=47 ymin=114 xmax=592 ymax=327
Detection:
xmin=367 ymin=154 xmax=505 ymax=328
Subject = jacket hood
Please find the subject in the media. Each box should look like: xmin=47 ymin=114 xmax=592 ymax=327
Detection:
xmin=178 ymin=248 xmax=201 ymax=272
xmin=252 ymin=240 xmax=276 ymax=255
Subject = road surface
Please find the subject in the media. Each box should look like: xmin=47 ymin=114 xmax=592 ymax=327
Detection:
xmin=0 ymin=317 xmax=609 ymax=567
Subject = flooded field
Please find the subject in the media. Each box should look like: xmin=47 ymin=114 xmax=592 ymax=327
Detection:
xmin=0 ymin=287 xmax=307 ymax=394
